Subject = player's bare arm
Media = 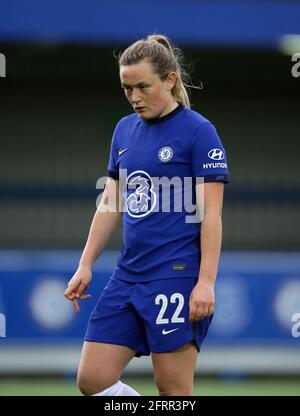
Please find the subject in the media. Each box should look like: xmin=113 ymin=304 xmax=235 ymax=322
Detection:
xmin=189 ymin=182 xmax=224 ymax=322
xmin=64 ymin=177 xmax=121 ymax=312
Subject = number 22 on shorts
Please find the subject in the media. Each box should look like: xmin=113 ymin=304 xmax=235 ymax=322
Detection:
xmin=155 ymin=293 xmax=185 ymax=324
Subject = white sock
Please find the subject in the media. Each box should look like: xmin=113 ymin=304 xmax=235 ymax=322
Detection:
xmin=92 ymin=381 xmax=122 ymax=396
xmin=92 ymin=380 xmax=140 ymax=396
xmin=117 ymin=382 xmax=141 ymax=396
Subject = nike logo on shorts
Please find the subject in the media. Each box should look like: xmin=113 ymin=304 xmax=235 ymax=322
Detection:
xmin=162 ymin=328 xmax=179 ymax=335
xmin=119 ymin=148 xmax=128 ymax=156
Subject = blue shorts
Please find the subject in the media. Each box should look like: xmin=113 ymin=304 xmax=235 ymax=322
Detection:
xmin=84 ymin=276 xmax=213 ymax=357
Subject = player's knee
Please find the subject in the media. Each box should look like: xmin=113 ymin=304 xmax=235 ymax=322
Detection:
xmin=155 ymin=375 xmax=192 ymax=396
xmin=77 ymin=371 xmax=94 ymax=396
xmin=77 ymin=370 xmax=117 ymax=396
xmin=157 ymin=384 xmax=193 ymax=396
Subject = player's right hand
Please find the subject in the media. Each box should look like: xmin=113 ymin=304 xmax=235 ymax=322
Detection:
xmin=64 ymin=265 xmax=92 ymax=313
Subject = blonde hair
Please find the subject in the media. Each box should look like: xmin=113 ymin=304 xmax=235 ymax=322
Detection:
xmin=118 ymin=34 xmax=192 ymax=108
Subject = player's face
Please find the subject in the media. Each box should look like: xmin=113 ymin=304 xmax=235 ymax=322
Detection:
xmin=120 ymin=60 xmax=177 ymax=119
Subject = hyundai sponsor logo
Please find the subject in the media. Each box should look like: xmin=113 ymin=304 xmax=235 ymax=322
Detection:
xmin=208 ymin=148 xmax=224 ymax=161
xmin=203 ymin=162 xmax=227 ymax=169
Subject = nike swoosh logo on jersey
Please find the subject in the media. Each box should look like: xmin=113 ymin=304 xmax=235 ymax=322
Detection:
xmin=162 ymin=328 xmax=179 ymax=335
xmin=118 ymin=148 xmax=128 ymax=156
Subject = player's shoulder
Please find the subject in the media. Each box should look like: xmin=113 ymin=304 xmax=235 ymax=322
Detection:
xmin=112 ymin=114 xmax=139 ymax=146
xmin=181 ymin=107 xmax=213 ymax=130
xmin=180 ymin=107 xmax=218 ymax=148
xmin=115 ymin=113 xmax=139 ymax=130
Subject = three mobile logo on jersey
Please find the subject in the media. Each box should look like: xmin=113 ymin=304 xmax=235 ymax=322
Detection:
xmin=126 ymin=170 xmax=157 ymax=218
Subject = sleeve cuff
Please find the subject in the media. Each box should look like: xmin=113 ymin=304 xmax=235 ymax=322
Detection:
xmin=107 ymin=170 xmax=119 ymax=180
xmin=195 ymin=174 xmax=230 ymax=184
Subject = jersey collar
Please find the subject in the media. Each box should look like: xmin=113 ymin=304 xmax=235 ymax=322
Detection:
xmin=142 ymin=103 xmax=184 ymax=125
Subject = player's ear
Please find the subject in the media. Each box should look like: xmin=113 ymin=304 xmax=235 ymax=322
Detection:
xmin=165 ymin=72 xmax=177 ymax=91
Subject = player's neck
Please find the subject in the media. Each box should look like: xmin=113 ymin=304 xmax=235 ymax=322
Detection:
xmin=159 ymin=101 xmax=179 ymax=118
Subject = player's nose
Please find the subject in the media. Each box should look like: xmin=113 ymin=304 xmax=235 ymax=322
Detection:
xmin=131 ymin=89 xmax=142 ymax=104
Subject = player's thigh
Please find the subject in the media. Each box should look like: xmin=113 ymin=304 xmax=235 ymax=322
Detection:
xmin=151 ymin=341 xmax=198 ymax=395
xmin=77 ymin=341 xmax=136 ymax=395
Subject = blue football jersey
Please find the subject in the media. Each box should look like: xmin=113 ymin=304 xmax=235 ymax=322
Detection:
xmin=107 ymin=104 xmax=229 ymax=282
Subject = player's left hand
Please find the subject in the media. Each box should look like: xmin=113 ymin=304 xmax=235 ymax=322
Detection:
xmin=189 ymin=280 xmax=215 ymax=322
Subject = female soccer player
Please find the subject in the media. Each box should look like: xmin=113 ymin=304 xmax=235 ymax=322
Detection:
xmin=64 ymin=34 xmax=229 ymax=396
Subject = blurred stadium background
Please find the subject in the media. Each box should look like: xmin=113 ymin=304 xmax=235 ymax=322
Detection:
xmin=0 ymin=0 xmax=300 ymax=396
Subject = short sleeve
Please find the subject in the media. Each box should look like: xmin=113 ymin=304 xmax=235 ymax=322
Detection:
xmin=190 ymin=123 xmax=229 ymax=183
xmin=107 ymin=126 xmax=119 ymax=180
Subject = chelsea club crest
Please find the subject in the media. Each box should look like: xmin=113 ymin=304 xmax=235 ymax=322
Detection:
xmin=158 ymin=146 xmax=173 ymax=162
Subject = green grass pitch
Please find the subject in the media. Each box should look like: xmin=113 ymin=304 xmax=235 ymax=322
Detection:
xmin=0 ymin=377 xmax=300 ymax=396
